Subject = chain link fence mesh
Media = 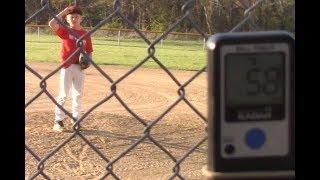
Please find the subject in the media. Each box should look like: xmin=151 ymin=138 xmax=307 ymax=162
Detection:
xmin=25 ymin=0 xmax=295 ymax=179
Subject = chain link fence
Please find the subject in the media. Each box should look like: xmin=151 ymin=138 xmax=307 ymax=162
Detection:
xmin=25 ymin=0 xmax=295 ymax=179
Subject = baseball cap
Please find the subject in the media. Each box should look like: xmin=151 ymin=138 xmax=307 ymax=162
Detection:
xmin=63 ymin=3 xmax=83 ymax=18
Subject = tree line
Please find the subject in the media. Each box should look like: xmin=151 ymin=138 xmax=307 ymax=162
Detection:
xmin=25 ymin=0 xmax=295 ymax=34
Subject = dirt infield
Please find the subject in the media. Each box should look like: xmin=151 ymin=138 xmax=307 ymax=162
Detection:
xmin=25 ymin=61 xmax=208 ymax=179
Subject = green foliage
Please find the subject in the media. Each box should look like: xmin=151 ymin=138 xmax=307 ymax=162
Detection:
xmin=147 ymin=9 xmax=168 ymax=31
xmin=105 ymin=18 xmax=124 ymax=29
xmin=25 ymin=0 xmax=295 ymax=33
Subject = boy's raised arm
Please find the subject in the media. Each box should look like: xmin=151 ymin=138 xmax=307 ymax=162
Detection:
xmin=48 ymin=7 xmax=70 ymax=31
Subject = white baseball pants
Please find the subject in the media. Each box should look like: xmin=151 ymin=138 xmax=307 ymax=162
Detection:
xmin=55 ymin=64 xmax=84 ymax=122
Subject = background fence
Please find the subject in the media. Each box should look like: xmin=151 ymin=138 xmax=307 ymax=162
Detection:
xmin=25 ymin=0 xmax=295 ymax=179
xmin=25 ymin=24 xmax=207 ymax=51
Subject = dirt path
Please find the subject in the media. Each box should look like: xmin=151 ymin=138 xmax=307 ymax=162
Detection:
xmin=25 ymin=61 xmax=208 ymax=179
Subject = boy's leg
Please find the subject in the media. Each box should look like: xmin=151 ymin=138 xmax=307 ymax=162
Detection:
xmin=71 ymin=64 xmax=85 ymax=123
xmin=55 ymin=68 xmax=72 ymax=122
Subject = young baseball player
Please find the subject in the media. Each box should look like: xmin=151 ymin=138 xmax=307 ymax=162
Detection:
xmin=48 ymin=4 xmax=93 ymax=132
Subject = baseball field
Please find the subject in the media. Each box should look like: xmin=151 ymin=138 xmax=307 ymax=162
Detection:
xmin=25 ymin=35 xmax=208 ymax=179
xmin=26 ymin=33 xmax=206 ymax=70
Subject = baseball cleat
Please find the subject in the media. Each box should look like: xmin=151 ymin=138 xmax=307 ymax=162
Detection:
xmin=53 ymin=121 xmax=65 ymax=132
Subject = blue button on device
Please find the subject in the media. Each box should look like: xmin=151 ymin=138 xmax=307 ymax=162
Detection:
xmin=245 ymin=128 xmax=266 ymax=149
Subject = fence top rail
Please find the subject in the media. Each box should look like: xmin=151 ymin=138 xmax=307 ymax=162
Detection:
xmin=25 ymin=24 xmax=208 ymax=37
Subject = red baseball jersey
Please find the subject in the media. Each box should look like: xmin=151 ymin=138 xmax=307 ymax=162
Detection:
xmin=55 ymin=26 xmax=93 ymax=68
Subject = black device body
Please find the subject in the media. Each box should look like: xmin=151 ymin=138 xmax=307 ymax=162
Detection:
xmin=207 ymin=31 xmax=294 ymax=172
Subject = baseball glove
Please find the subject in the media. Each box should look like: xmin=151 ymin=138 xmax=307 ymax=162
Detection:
xmin=79 ymin=53 xmax=90 ymax=70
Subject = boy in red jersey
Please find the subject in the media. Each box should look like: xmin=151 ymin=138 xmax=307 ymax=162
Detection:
xmin=49 ymin=4 xmax=93 ymax=132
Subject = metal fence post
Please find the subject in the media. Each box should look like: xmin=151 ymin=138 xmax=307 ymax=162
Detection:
xmin=118 ymin=30 xmax=121 ymax=45
xmin=37 ymin=26 xmax=40 ymax=41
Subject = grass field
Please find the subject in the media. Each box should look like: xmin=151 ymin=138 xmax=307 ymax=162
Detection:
xmin=25 ymin=33 xmax=206 ymax=71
